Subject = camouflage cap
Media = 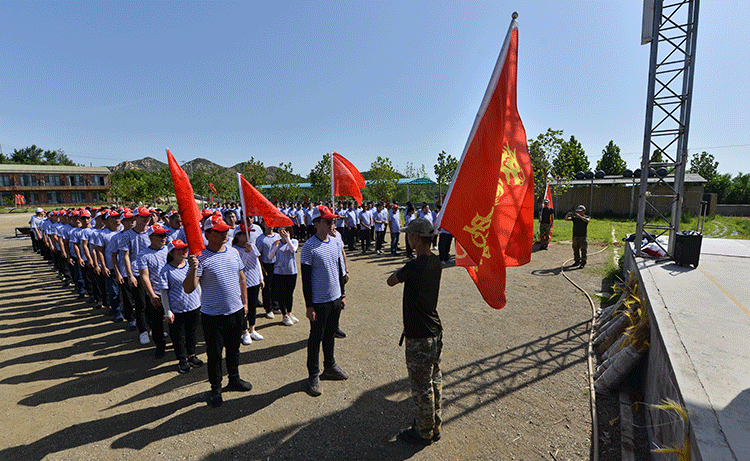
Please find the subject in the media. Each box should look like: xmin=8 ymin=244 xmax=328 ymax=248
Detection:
xmin=402 ymin=217 xmax=434 ymax=237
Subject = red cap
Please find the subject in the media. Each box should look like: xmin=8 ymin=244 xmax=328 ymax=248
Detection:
xmin=312 ymin=205 xmax=337 ymax=221
xmin=201 ymin=209 xmax=213 ymax=217
xmin=135 ymin=207 xmax=152 ymax=217
xmin=121 ymin=211 xmax=135 ymax=219
xmin=167 ymin=239 xmax=189 ymax=251
xmin=203 ymin=215 xmax=231 ymax=232
xmin=79 ymin=209 xmax=91 ymax=218
xmin=150 ymin=224 xmax=172 ymax=235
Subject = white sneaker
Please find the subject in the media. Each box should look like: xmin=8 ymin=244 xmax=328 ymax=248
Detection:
xmin=250 ymin=331 xmax=264 ymax=341
xmin=282 ymin=315 xmax=294 ymax=326
xmin=264 ymin=312 xmax=275 ymax=319
xmin=241 ymin=332 xmax=252 ymax=345
xmin=289 ymin=313 xmax=299 ymax=324
xmin=139 ymin=331 xmax=150 ymax=345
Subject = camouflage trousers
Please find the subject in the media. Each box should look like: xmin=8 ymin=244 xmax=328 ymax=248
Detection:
xmin=405 ymin=334 xmax=443 ymax=440
xmin=539 ymin=223 xmax=552 ymax=247
xmin=572 ymin=236 xmax=588 ymax=264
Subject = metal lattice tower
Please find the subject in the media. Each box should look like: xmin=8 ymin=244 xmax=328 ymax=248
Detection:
xmin=635 ymin=0 xmax=700 ymax=257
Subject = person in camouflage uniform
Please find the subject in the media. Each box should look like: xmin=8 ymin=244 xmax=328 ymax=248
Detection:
xmin=387 ymin=218 xmax=443 ymax=445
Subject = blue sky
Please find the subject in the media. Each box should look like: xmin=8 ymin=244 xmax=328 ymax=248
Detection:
xmin=2 ymin=1 xmax=748 ymax=178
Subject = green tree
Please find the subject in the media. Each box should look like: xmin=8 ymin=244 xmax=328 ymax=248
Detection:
xmin=142 ymin=168 xmax=172 ymax=205
xmin=529 ymin=128 xmax=565 ymax=196
xmin=308 ymin=153 xmax=332 ymax=201
xmin=596 ymin=140 xmax=627 ymax=174
xmin=11 ymin=145 xmax=44 ymax=164
xmin=650 ymin=149 xmax=664 ymax=163
xmin=269 ymin=162 xmax=301 ymax=202
xmin=552 ymin=135 xmax=589 ymax=178
xmin=433 ymin=150 xmax=458 ymax=198
xmin=712 ymin=173 xmax=734 ymax=203
xmin=727 ymin=173 xmax=750 ymax=204
xmin=111 ymin=170 xmax=148 ymax=205
xmin=365 ymin=156 xmax=399 ymax=201
xmin=689 ymin=151 xmax=718 ymax=182
xmin=243 ymin=156 xmax=267 ymax=186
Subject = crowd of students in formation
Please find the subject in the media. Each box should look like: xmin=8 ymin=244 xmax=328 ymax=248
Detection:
xmin=24 ymin=198 xmax=448 ymax=444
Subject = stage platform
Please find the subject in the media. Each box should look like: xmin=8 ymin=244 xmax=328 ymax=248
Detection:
xmin=625 ymin=238 xmax=750 ymax=461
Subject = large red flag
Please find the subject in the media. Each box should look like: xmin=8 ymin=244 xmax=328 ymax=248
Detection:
xmin=332 ymin=152 xmax=365 ymax=205
xmin=435 ymin=15 xmax=534 ymax=310
xmin=166 ymin=149 xmax=205 ymax=256
xmin=237 ymin=173 xmax=294 ymax=228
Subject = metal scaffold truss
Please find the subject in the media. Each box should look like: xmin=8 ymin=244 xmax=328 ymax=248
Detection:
xmin=636 ymin=0 xmax=700 ymax=257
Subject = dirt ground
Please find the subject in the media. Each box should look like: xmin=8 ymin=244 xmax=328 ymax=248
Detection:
xmin=0 ymin=212 xmax=615 ymax=461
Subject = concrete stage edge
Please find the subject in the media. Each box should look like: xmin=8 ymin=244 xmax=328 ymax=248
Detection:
xmin=624 ymin=238 xmax=750 ymax=461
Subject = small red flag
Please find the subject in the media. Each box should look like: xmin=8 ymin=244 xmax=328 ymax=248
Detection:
xmin=237 ymin=173 xmax=294 ymax=228
xmin=208 ymin=183 xmax=217 ymax=194
xmin=166 ymin=149 xmax=205 ymax=256
xmin=332 ymin=152 xmax=366 ymax=205
xmin=436 ymin=16 xmax=534 ymax=310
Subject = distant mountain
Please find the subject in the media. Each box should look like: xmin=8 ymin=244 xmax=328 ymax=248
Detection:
xmin=109 ymin=157 xmax=167 ymax=172
xmin=109 ymin=156 xmax=304 ymax=184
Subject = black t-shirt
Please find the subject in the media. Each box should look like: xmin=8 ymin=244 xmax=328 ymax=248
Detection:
xmin=572 ymin=215 xmax=589 ymax=237
xmin=396 ymin=253 xmax=442 ymax=338
xmin=540 ymin=207 xmax=554 ymax=224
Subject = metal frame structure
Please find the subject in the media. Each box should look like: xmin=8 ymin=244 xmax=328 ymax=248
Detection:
xmin=635 ymin=0 xmax=700 ymax=256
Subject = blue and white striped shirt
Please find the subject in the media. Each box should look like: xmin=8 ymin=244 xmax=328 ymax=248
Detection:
xmin=301 ymin=235 xmax=342 ymax=304
xmin=196 ymin=246 xmax=244 ymax=316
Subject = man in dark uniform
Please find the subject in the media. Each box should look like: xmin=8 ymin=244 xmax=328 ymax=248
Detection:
xmin=539 ymin=198 xmax=554 ymax=249
xmin=565 ymin=205 xmax=590 ymax=267
xmin=387 ymin=218 xmax=443 ymax=445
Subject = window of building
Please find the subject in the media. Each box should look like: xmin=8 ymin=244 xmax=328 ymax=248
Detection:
xmin=0 ymin=174 xmax=11 ymax=187
xmin=68 ymin=175 xmax=85 ymax=186
xmin=97 ymin=176 xmax=106 ymax=186
xmin=25 ymin=192 xmax=39 ymax=204
xmin=47 ymin=191 xmax=63 ymax=204
xmin=0 ymin=192 xmax=13 ymax=206
xmin=71 ymin=191 xmax=86 ymax=203
xmin=45 ymin=174 xmax=61 ymax=186
xmin=20 ymin=174 xmax=39 ymax=186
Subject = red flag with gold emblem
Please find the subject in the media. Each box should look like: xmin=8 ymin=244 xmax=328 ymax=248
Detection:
xmin=435 ymin=15 xmax=534 ymax=310
xmin=166 ymin=149 xmax=205 ymax=256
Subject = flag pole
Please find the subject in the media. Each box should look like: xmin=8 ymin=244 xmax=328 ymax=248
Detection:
xmin=237 ymin=173 xmax=250 ymax=242
xmin=330 ymin=152 xmax=335 ymax=205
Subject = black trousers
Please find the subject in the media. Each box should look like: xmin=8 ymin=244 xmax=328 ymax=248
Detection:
xmin=202 ymin=309 xmax=244 ymax=390
xmin=169 ymin=309 xmax=200 ymax=361
xmin=121 ymin=282 xmax=147 ymax=331
xmin=146 ymin=295 xmax=166 ymax=348
xmin=261 ymin=262 xmax=277 ymax=312
xmin=438 ymin=233 xmax=453 ymax=262
xmin=375 ymin=230 xmax=386 ymax=252
xmin=307 ymin=298 xmax=342 ymax=377
xmin=273 ymin=273 xmax=297 ymax=315
xmin=345 ymin=227 xmax=356 ymax=250
xmin=244 ymin=284 xmax=261 ymax=328
xmin=360 ymin=228 xmax=371 ymax=252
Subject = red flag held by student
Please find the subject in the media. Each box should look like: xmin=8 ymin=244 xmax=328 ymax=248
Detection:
xmin=207 ymin=183 xmax=217 ymax=194
xmin=332 ymin=152 xmax=365 ymax=205
xmin=435 ymin=15 xmax=534 ymax=310
xmin=237 ymin=173 xmax=293 ymax=228
xmin=166 ymin=149 xmax=205 ymax=256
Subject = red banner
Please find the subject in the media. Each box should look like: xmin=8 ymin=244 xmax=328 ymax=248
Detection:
xmin=166 ymin=149 xmax=205 ymax=256
xmin=436 ymin=17 xmax=534 ymax=310
xmin=332 ymin=152 xmax=365 ymax=205
xmin=238 ymin=173 xmax=294 ymax=228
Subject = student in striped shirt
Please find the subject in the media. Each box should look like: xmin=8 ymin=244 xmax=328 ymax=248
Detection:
xmin=136 ymin=224 xmax=171 ymax=358
xmin=158 ymin=239 xmax=203 ymax=374
xmin=184 ymin=215 xmax=252 ymax=408
xmin=232 ymin=225 xmax=265 ymax=346
xmin=301 ymin=206 xmax=349 ymax=397
xmin=268 ymin=226 xmax=299 ymax=327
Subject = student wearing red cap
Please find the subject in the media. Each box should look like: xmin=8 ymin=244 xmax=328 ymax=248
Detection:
xmin=184 ymin=215 xmax=252 ymax=408
xmin=159 ymin=239 xmax=203 ymax=374
xmin=136 ymin=224 xmax=172 ymax=358
xmin=301 ymin=206 xmax=349 ymax=397
xmin=231 ymin=224 xmax=265 ymax=345
xmin=117 ymin=207 xmax=153 ymax=343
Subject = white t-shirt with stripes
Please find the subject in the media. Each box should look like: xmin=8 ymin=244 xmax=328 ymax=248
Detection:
xmin=300 ymin=235 xmax=342 ymax=304
xmin=196 ymin=246 xmax=244 ymax=316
